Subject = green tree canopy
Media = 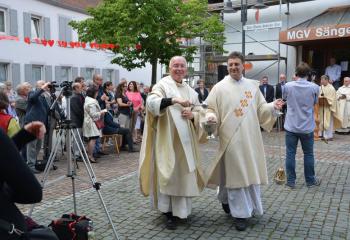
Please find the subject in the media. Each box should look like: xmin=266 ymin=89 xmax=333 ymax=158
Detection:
xmin=70 ymin=0 xmax=225 ymax=84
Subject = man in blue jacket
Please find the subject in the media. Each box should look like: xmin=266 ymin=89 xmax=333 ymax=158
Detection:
xmin=24 ymin=80 xmax=51 ymax=173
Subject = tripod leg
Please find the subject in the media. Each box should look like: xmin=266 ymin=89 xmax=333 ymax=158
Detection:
xmin=71 ymin=129 xmax=120 ymax=240
xmin=28 ymin=129 xmax=65 ymax=216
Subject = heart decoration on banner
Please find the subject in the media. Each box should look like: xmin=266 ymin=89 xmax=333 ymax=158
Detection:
xmin=24 ymin=37 xmax=31 ymax=44
xmin=41 ymin=39 xmax=48 ymax=46
xmin=48 ymin=40 xmax=55 ymax=47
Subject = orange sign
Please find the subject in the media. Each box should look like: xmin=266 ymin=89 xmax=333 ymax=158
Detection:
xmin=280 ymin=24 xmax=350 ymax=43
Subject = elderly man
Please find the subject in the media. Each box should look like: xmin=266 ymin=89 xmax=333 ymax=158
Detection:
xmin=318 ymin=75 xmax=341 ymax=141
xmin=92 ymin=74 xmax=108 ymax=157
xmin=325 ymin=57 xmax=342 ymax=90
xmin=15 ymin=82 xmax=32 ymax=127
xmin=336 ymin=77 xmax=350 ymax=133
xmin=25 ymin=80 xmax=51 ymax=173
xmin=139 ymin=56 xmax=206 ymax=230
xmin=205 ymin=51 xmax=283 ymax=231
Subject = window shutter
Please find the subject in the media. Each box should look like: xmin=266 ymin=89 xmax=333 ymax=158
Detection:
xmin=45 ymin=65 xmax=52 ymax=81
xmin=95 ymin=68 xmax=100 ymax=75
xmin=58 ymin=16 xmax=66 ymax=41
xmin=9 ymin=9 xmax=18 ymax=36
xmin=114 ymin=70 xmax=119 ymax=85
xmin=102 ymin=69 xmax=108 ymax=81
xmin=72 ymin=67 xmax=78 ymax=80
xmin=11 ymin=63 xmax=20 ymax=86
xmin=24 ymin=64 xmax=32 ymax=84
xmin=65 ymin=18 xmax=72 ymax=42
xmin=80 ymin=68 xmax=86 ymax=79
xmin=55 ymin=66 xmax=61 ymax=83
xmin=44 ymin=17 xmax=50 ymax=39
xmin=23 ymin=12 xmax=31 ymax=39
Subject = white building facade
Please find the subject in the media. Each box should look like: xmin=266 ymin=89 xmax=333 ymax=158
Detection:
xmin=0 ymin=0 xmax=158 ymax=87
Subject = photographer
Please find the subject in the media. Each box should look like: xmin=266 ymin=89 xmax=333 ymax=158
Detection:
xmin=25 ymin=80 xmax=51 ymax=173
xmin=0 ymin=121 xmax=45 ymax=239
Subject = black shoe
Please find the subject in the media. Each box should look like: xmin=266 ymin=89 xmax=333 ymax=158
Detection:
xmin=93 ymin=154 xmax=101 ymax=159
xmin=307 ymin=178 xmax=321 ymax=188
xmin=97 ymin=151 xmax=108 ymax=155
xmin=222 ymin=203 xmax=230 ymax=214
xmin=119 ymin=146 xmax=128 ymax=151
xmin=163 ymin=212 xmax=177 ymax=230
xmin=285 ymin=182 xmax=296 ymax=189
xmin=75 ymin=156 xmax=83 ymax=162
xmin=235 ymin=218 xmax=248 ymax=231
xmin=128 ymin=149 xmax=140 ymax=153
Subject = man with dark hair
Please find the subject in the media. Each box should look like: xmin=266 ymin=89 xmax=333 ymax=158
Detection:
xmin=259 ymin=76 xmax=274 ymax=103
xmin=70 ymin=83 xmax=85 ymax=161
xmin=283 ymin=62 xmax=321 ymax=189
xmin=205 ymin=51 xmax=283 ymax=231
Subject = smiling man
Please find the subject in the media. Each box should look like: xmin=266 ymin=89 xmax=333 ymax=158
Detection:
xmin=205 ymin=51 xmax=284 ymax=231
xmin=139 ymin=56 xmax=206 ymax=230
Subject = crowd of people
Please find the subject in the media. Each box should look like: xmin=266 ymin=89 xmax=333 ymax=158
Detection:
xmin=0 ymin=75 xmax=150 ymax=173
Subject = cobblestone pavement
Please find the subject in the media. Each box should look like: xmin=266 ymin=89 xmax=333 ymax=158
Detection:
xmin=24 ymin=132 xmax=350 ymax=239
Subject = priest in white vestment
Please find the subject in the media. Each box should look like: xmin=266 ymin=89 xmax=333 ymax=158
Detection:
xmin=204 ymin=51 xmax=284 ymax=231
xmin=318 ymin=75 xmax=342 ymax=140
xmin=336 ymin=77 xmax=350 ymax=133
xmin=139 ymin=56 xmax=206 ymax=230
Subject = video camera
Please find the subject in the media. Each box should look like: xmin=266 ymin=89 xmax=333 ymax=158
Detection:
xmin=48 ymin=81 xmax=59 ymax=93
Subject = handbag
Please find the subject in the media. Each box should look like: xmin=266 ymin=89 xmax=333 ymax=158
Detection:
xmin=94 ymin=118 xmax=105 ymax=129
xmin=49 ymin=213 xmax=93 ymax=240
xmin=0 ymin=218 xmax=58 ymax=240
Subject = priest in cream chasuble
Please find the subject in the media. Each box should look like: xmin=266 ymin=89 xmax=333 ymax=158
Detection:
xmin=139 ymin=56 xmax=206 ymax=230
xmin=336 ymin=77 xmax=350 ymax=133
xmin=204 ymin=51 xmax=284 ymax=231
xmin=318 ymin=75 xmax=342 ymax=140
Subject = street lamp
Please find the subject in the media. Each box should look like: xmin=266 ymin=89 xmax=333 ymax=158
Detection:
xmin=253 ymin=0 xmax=268 ymax=9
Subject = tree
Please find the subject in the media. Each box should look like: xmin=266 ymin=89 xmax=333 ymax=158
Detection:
xmin=70 ymin=0 xmax=225 ymax=84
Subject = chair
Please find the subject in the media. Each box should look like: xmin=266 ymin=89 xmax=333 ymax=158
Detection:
xmin=101 ymin=134 xmax=122 ymax=155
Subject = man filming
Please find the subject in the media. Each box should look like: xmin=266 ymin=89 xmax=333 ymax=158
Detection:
xmin=25 ymin=80 xmax=51 ymax=173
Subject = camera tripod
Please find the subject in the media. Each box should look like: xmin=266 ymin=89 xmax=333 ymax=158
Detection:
xmin=28 ymin=82 xmax=120 ymax=240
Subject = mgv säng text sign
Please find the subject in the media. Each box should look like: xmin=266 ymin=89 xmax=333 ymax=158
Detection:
xmin=280 ymin=24 xmax=350 ymax=43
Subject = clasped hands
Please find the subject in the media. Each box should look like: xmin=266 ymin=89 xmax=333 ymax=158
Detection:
xmin=171 ymin=97 xmax=194 ymax=120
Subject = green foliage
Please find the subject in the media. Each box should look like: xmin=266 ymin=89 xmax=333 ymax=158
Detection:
xmin=70 ymin=0 xmax=225 ymax=83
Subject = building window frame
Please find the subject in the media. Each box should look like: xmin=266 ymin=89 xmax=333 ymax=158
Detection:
xmin=61 ymin=66 xmax=72 ymax=82
xmin=0 ymin=62 xmax=9 ymax=83
xmin=85 ymin=68 xmax=95 ymax=80
xmin=30 ymin=14 xmax=43 ymax=39
xmin=32 ymin=65 xmax=43 ymax=82
xmin=0 ymin=8 xmax=7 ymax=35
xmin=106 ymin=69 xmax=113 ymax=82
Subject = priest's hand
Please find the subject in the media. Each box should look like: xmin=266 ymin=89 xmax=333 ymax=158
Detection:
xmin=172 ymin=97 xmax=191 ymax=107
xmin=273 ymin=99 xmax=284 ymax=110
xmin=182 ymin=107 xmax=194 ymax=120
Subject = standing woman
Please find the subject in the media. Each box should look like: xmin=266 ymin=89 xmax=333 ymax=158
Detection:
xmin=83 ymin=86 xmax=106 ymax=163
xmin=116 ymin=82 xmax=132 ymax=128
xmin=126 ymin=81 xmax=144 ymax=143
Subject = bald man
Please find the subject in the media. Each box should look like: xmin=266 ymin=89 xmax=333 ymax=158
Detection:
xmin=139 ymin=56 xmax=206 ymax=230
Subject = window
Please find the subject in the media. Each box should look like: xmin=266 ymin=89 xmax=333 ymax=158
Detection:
xmin=61 ymin=67 xmax=71 ymax=82
xmin=31 ymin=15 xmax=42 ymax=39
xmin=85 ymin=68 xmax=94 ymax=80
xmin=0 ymin=63 xmax=8 ymax=83
xmin=0 ymin=8 xmax=6 ymax=34
xmin=32 ymin=65 xmax=42 ymax=82
xmin=106 ymin=70 xmax=113 ymax=82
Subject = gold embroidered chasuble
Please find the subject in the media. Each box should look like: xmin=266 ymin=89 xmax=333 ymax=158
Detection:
xmin=139 ymin=76 xmax=206 ymax=205
xmin=205 ymin=76 xmax=277 ymax=189
xmin=318 ymin=84 xmax=342 ymax=131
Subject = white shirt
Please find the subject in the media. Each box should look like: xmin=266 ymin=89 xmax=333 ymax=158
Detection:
xmin=325 ymin=64 xmax=341 ymax=82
